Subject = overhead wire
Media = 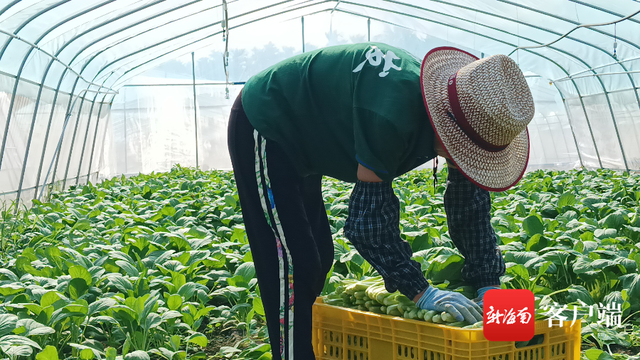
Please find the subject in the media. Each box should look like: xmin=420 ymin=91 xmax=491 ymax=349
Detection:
xmin=508 ymin=7 xmax=640 ymax=56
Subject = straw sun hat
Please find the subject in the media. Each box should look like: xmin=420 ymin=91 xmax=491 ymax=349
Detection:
xmin=420 ymin=47 xmax=535 ymax=191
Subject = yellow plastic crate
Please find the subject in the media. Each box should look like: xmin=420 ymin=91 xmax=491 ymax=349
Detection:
xmin=312 ymin=298 xmax=581 ymax=360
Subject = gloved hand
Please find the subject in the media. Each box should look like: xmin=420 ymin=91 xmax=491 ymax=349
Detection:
xmin=473 ymin=285 xmax=501 ymax=306
xmin=415 ymin=286 xmax=483 ymax=324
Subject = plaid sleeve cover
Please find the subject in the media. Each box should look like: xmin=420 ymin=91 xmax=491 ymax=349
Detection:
xmin=344 ymin=181 xmax=429 ymax=300
xmin=444 ymin=168 xmax=506 ymax=289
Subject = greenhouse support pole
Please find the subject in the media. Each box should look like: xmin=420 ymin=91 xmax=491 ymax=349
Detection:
xmin=192 ymin=52 xmax=199 ymax=168
xmin=602 ymin=91 xmax=630 ymax=172
xmin=75 ymin=74 xmax=114 ymax=185
xmin=61 ymin=95 xmax=90 ymax=190
xmin=15 ymin=80 xmax=46 ymax=206
xmin=111 ymin=2 xmax=345 ymax=86
xmin=124 ymin=89 xmax=128 ymax=174
xmin=86 ymin=93 xmax=110 ymax=184
xmin=52 ymin=75 xmax=85 ymax=193
xmin=561 ymin=98 xmax=584 ymax=169
xmin=96 ymin=98 xmax=118 ymax=182
xmin=66 ymin=77 xmax=113 ymax=188
xmin=550 ymin=82 xmax=584 ymax=169
xmin=367 ymin=18 xmax=371 ymax=41
xmin=75 ymin=91 xmax=101 ymax=185
xmin=372 ymin=0 xmax=632 ymax=171
xmin=38 ymin=89 xmax=87 ymax=201
xmin=576 ymin=95 xmax=603 ymax=168
xmin=33 ymin=86 xmax=60 ymax=200
xmin=302 ymin=16 xmax=305 ymax=52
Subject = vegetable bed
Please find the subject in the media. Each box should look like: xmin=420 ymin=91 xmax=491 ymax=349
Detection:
xmin=1 ymin=166 xmax=639 ymax=360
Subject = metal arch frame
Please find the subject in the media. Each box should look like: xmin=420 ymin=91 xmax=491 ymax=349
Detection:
xmin=0 ymin=30 xmax=114 ymax=93
xmin=47 ymin=1 xmax=294 ymax=192
xmin=85 ymin=91 xmax=111 ymax=184
xmin=40 ymin=0 xmax=245 ymax=192
xmin=73 ymin=75 xmax=112 ymax=186
xmin=29 ymin=0 xmax=168 ymax=198
xmin=562 ymin=0 xmax=640 ymax=166
xmin=62 ymin=74 xmax=112 ymax=190
xmin=557 ymin=56 xmax=640 ymax=80
xmin=334 ymin=2 xmax=606 ymax=168
xmin=2 ymin=0 xmax=640 ymax=197
xmin=88 ymin=0 xmax=319 ymax=86
xmin=37 ymin=88 xmax=117 ymax=201
xmin=339 ymin=8 xmax=589 ymax=170
xmin=2 ymin=0 xmax=229 ymax=202
xmin=69 ymin=1 xmax=229 ymax=83
xmin=0 ymin=1 xmax=21 ymax=16
xmin=8 ymin=1 xmax=119 ymax=205
xmin=114 ymin=5 xmax=601 ymax=174
xmin=0 ymin=2 xmax=129 ymax=200
xmin=0 ymin=0 xmax=71 ymax=59
xmin=112 ymin=5 xmax=406 ymax=87
xmin=56 ymin=86 xmax=88 ymax=189
xmin=30 ymin=0 xmax=205 ymax=199
xmin=426 ymin=0 xmax=640 ymax=101
xmin=55 ymin=78 xmax=109 ymax=191
xmin=378 ymin=0 xmax=633 ymax=170
xmin=494 ymin=0 xmax=638 ymax=171
xmin=109 ymin=1 xmax=339 ymax=87
xmin=0 ymin=1 xmax=117 ymax=172
xmin=570 ymin=0 xmax=640 ymax=26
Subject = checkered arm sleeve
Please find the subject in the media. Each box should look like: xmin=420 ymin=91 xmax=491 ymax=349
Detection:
xmin=344 ymin=181 xmax=430 ymax=300
xmin=444 ymin=168 xmax=506 ymax=289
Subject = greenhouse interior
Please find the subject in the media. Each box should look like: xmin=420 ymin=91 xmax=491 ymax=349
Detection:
xmin=1 ymin=1 xmax=640 ymax=359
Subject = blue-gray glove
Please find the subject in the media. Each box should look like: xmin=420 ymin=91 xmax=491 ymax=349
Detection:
xmin=473 ymin=285 xmax=501 ymax=306
xmin=416 ymin=286 xmax=483 ymax=324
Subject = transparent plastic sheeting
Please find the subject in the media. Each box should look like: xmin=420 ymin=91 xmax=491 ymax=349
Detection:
xmin=102 ymin=16 xmax=581 ymax=181
xmin=0 ymin=73 xmax=112 ymax=206
xmin=1 ymin=1 xmax=640 ymax=205
xmin=105 ymin=84 xmax=241 ymax=178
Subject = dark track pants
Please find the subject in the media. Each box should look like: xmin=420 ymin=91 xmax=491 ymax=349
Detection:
xmin=227 ymin=93 xmax=335 ymax=360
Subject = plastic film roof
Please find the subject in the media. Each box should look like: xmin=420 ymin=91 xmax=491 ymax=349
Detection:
xmin=1 ymin=0 xmax=640 ymax=205
xmin=0 ymin=1 xmax=638 ymax=94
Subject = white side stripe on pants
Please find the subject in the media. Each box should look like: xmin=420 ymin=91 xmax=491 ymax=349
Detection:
xmin=254 ymin=130 xmax=295 ymax=360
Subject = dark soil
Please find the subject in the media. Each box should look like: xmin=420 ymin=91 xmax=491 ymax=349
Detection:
xmin=205 ymin=328 xmax=246 ymax=358
xmin=582 ymin=343 xmax=640 ymax=357
xmin=608 ymin=344 xmax=640 ymax=357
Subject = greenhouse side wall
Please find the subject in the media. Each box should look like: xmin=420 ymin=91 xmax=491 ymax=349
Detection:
xmin=0 ymin=72 xmax=112 ymax=208
xmin=100 ymin=73 xmax=576 ymax=180
xmin=103 ymin=84 xmax=241 ymax=179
